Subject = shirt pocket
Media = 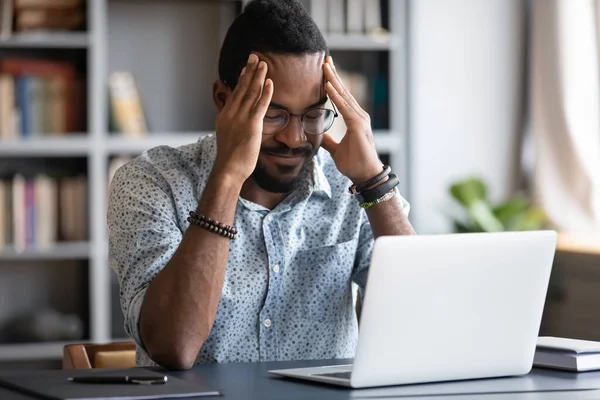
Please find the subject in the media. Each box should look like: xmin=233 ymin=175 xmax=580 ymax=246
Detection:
xmin=291 ymin=239 xmax=357 ymax=322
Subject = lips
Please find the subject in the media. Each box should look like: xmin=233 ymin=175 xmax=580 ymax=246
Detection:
xmin=263 ymin=151 xmax=306 ymax=165
xmin=265 ymin=152 xmax=303 ymax=159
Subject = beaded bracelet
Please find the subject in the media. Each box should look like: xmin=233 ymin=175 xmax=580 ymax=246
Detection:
xmin=187 ymin=211 xmax=238 ymax=240
xmin=360 ymin=187 xmax=399 ymax=210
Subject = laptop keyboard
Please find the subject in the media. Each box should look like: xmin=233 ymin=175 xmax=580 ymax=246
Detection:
xmin=313 ymin=371 xmax=352 ymax=380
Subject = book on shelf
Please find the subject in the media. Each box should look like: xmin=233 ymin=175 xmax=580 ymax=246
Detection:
xmin=10 ymin=0 xmax=84 ymax=34
xmin=314 ymin=0 xmax=384 ymax=36
xmin=108 ymin=71 xmax=148 ymax=138
xmin=14 ymin=7 xmax=85 ymax=32
xmin=0 ymin=174 xmax=87 ymax=252
xmin=0 ymin=0 xmax=14 ymax=40
xmin=327 ymin=66 xmax=388 ymax=140
xmin=0 ymin=57 xmax=81 ymax=138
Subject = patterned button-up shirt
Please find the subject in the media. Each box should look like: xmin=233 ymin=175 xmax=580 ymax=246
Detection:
xmin=108 ymin=134 xmax=410 ymax=366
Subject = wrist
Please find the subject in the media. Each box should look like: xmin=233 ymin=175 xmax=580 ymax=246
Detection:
xmin=349 ymin=163 xmax=385 ymax=186
xmin=206 ymin=169 xmax=244 ymax=196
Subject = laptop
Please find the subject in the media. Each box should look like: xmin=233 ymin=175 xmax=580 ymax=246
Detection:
xmin=269 ymin=230 xmax=557 ymax=388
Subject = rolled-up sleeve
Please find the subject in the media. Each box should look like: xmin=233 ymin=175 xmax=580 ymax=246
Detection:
xmin=107 ymin=161 xmax=182 ymax=352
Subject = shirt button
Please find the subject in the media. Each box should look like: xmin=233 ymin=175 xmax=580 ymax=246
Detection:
xmin=273 ymin=264 xmax=280 ymax=273
xmin=264 ymin=319 xmax=272 ymax=328
xmin=265 ymin=215 xmax=272 ymax=223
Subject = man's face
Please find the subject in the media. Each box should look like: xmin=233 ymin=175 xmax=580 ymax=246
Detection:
xmin=250 ymin=52 xmax=326 ymax=193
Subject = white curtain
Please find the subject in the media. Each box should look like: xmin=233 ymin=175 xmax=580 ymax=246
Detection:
xmin=530 ymin=0 xmax=600 ymax=234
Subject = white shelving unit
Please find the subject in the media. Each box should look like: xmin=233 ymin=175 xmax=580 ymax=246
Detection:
xmin=324 ymin=33 xmax=399 ymax=51
xmin=0 ymin=0 xmax=408 ymax=363
xmin=0 ymin=242 xmax=90 ymax=261
xmin=0 ymin=135 xmax=91 ymax=157
xmin=0 ymin=32 xmax=90 ymax=49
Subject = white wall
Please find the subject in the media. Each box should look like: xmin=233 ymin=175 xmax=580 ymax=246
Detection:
xmin=409 ymin=0 xmax=526 ymax=233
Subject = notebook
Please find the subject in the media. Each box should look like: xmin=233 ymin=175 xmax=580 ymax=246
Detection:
xmin=0 ymin=368 xmax=221 ymax=400
xmin=534 ymin=336 xmax=600 ymax=372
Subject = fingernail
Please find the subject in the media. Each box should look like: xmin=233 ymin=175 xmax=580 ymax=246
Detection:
xmin=241 ymin=66 xmax=247 ymax=75
xmin=248 ymin=54 xmax=256 ymax=64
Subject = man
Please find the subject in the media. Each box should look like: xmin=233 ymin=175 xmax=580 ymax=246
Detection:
xmin=108 ymin=0 xmax=415 ymax=370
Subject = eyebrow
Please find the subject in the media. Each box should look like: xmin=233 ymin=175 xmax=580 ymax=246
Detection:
xmin=269 ymin=97 xmax=328 ymax=111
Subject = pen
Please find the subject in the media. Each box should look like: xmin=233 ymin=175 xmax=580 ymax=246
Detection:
xmin=67 ymin=376 xmax=168 ymax=385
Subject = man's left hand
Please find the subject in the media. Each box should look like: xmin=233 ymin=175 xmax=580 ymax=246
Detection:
xmin=321 ymin=56 xmax=383 ymax=185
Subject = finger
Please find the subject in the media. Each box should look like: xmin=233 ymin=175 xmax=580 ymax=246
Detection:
xmin=323 ymin=63 xmax=367 ymax=118
xmin=325 ymin=81 xmax=357 ymax=120
xmin=229 ymin=54 xmax=260 ymax=109
xmin=252 ymin=78 xmax=274 ymax=118
xmin=320 ymin=133 xmax=339 ymax=154
xmin=240 ymin=61 xmax=268 ymax=114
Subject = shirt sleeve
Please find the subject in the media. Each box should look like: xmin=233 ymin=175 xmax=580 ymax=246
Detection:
xmin=107 ymin=161 xmax=182 ymax=352
xmin=351 ymin=193 xmax=411 ymax=295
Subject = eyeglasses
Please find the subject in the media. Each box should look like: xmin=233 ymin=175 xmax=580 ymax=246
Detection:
xmin=263 ymin=102 xmax=338 ymax=136
xmin=222 ymin=80 xmax=338 ymax=136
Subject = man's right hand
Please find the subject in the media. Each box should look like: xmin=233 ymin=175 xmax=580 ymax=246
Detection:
xmin=212 ymin=53 xmax=273 ymax=185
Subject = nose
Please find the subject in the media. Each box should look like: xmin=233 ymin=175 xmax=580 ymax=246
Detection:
xmin=274 ymin=115 xmax=307 ymax=149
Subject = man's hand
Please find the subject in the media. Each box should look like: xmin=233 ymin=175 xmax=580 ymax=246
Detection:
xmin=321 ymin=56 xmax=383 ymax=185
xmin=212 ymin=53 xmax=273 ymax=184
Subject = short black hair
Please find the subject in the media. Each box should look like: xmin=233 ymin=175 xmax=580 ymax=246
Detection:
xmin=218 ymin=0 xmax=328 ymax=88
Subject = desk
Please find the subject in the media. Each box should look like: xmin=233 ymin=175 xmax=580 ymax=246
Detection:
xmin=3 ymin=359 xmax=600 ymax=399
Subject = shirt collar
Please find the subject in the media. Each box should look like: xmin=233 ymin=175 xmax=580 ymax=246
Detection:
xmin=306 ymin=150 xmax=332 ymax=199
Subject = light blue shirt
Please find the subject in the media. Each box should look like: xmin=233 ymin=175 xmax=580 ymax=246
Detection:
xmin=108 ymin=134 xmax=410 ymax=366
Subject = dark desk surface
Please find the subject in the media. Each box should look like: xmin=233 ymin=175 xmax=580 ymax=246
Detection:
xmin=3 ymin=359 xmax=600 ymax=400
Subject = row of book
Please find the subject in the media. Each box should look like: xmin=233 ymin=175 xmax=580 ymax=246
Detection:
xmin=327 ymin=67 xmax=388 ymax=141
xmin=312 ymin=0 xmax=385 ymax=36
xmin=0 ymin=0 xmax=85 ymax=40
xmin=0 ymin=174 xmax=88 ymax=251
xmin=0 ymin=57 xmax=82 ymax=138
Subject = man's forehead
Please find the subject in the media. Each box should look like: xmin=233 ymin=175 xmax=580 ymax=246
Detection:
xmin=256 ymin=52 xmax=326 ymax=110
xmin=257 ymin=52 xmax=325 ymax=80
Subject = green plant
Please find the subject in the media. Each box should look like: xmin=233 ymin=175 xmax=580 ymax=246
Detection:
xmin=449 ymin=177 xmax=547 ymax=233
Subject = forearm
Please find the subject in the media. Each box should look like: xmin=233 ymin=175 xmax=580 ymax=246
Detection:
xmin=365 ymin=195 xmax=416 ymax=238
xmin=139 ymin=172 xmax=241 ymax=370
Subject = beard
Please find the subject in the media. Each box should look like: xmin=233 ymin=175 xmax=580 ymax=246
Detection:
xmin=251 ymin=146 xmax=316 ymax=193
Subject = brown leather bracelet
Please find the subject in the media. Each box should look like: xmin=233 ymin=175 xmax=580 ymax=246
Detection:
xmin=348 ymin=165 xmax=391 ymax=194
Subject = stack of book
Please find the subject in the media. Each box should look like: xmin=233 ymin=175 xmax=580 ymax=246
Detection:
xmin=0 ymin=0 xmax=85 ymax=38
xmin=311 ymin=0 xmax=384 ymax=36
xmin=0 ymin=174 xmax=88 ymax=252
xmin=0 ymin=57 xmax=81 ymax=138
xmin=534 ymin=336 xmax=600 ymax=372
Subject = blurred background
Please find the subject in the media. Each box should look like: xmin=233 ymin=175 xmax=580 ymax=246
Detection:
xmin=0 ymin=0 xmax=598 ymax=369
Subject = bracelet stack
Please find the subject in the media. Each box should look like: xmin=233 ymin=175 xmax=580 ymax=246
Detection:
xmin=187 ymin=211 xmax=238 ymax=239
xmin=348 ymin=165 xmax=400 ymax=210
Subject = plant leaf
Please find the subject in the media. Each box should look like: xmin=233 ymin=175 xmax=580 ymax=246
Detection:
xmin=511 ymin=208 xmax=547 ymax=231
xmin=450 ymin=178 xmax=487 ymax=207
xmin=468 ymin=200 xmax=505 ymax=232
xmin=493 ymin=197 xmax=529 ymax=225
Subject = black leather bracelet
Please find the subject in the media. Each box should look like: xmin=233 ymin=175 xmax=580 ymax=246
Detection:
xmin=348 ymin=165 xmax=391 ymax=194
xmin=356 ymin=174 xmax=400 ymax=203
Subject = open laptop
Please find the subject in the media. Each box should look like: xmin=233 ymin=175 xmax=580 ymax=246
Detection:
xmin=269 ymin=230 xmax=557 ymax=388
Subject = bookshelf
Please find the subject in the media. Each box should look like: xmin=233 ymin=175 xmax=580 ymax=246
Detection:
xmin=0 ymin=32 xmax=90 ymax=49
xmin=0 ymin=0 xmax=409 ymax=364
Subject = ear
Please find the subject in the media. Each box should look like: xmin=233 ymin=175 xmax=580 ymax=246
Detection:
xmin=213 ymin=80 xmax=230 ymax=112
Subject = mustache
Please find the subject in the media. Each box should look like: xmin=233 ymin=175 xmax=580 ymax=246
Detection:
xmin=261 ymin=144 xmax=313 ymax=157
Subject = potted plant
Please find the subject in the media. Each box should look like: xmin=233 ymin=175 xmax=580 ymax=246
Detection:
xmin=449 ymin=177 xmax=547 ymax=233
